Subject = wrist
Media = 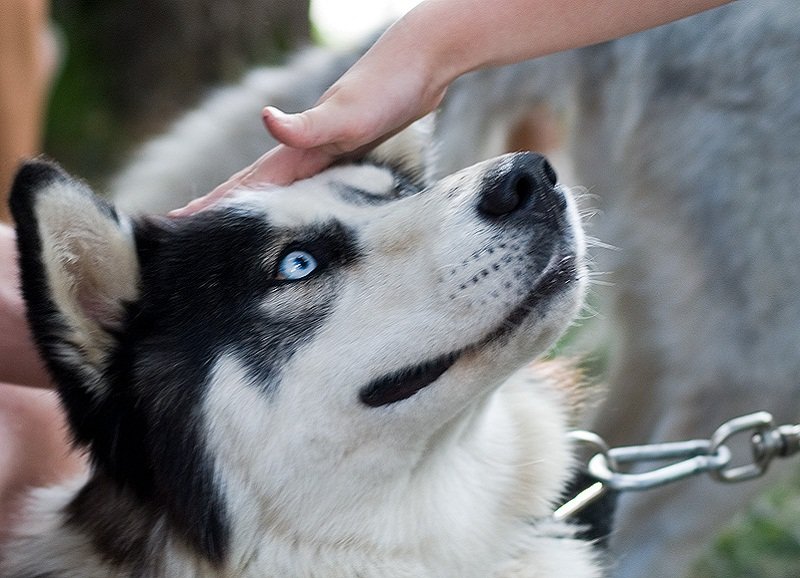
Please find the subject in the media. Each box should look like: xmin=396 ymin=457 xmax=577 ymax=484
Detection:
xmin=390 ymin=2 xmax=468 ymax=92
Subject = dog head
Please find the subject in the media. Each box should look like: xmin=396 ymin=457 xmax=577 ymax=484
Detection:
xmin=10 ymin=133 xmax=586 ymax=564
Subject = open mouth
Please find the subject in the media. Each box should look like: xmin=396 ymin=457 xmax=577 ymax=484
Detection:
xmin=359 ymin=252 xmax=579 ymax=408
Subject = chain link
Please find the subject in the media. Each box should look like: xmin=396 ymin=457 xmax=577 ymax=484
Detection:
xmin=554 ymin=411 xmax=800 ymax=521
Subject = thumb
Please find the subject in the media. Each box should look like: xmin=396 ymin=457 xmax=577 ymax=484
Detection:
xmin=263 ymin=106 xmax=329 ymax=150
xmin=263 ymin=103 xmax=370 ymax=155
xmin=168 ymin=145 xmax=335 ymax=217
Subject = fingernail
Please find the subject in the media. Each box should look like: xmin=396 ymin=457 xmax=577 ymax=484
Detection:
xmin=264 ymin=106 xmax=295 ymax=126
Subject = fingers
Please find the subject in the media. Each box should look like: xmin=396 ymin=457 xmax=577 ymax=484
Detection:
xmin=167 ymin=183 xmax=231 ymax=217
xmin=172 ymin=48 xmax=433 ymax=217
xmin=263 ymin=102 xmax=370 ymax=155
xmin=169 ymin=159 xmax=259 ymax=217
xmin=0 ymin=383 xmax=86 ymax=541
xmin=263 ymin=106 xmax=321 ymax=150
xmin=169 ymin=145 xmax=335 ymax=217
xmin=0 ymin=225 xmax=51 ymax=388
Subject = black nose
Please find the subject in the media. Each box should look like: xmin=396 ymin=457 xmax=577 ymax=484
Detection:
xmin=477 ymin=153 xmax=559 ymax=217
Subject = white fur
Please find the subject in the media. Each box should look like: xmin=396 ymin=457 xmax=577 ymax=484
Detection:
xmin=97 ymin=5 xmax=800 ymax=573
xmin=4 ymin=153 xmax=600 ymax=576
xmin=35 ymin=181 xmax=139 ymax=388
xmin=203 ymin=358 xmax=599 ymax=577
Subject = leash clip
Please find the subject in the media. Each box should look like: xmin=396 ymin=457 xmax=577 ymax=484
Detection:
xmin=555 ymin=411 xmax=800 ymax=520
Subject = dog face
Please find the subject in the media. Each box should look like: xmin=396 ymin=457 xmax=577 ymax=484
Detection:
xmin=11 ymin=141 xmax=585 ymax=563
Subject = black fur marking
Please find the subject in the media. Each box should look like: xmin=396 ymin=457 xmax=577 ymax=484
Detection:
xmin=268 ymin=221 xmax=362 ymax=290
xmin=11 ymin=162 xmax=363 ymax=568
xmin=10 ymin=160 xmax=135 ymax=463
xmin=94 ymin=211 xmax=360 ymax=564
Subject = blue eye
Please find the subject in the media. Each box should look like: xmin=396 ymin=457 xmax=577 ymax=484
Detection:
xmin=277 ymin=250 xmax=318 ymax=280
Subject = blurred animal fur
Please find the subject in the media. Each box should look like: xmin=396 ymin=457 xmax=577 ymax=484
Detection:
xmin=110 ymin=2 xmax=800 ymax=576
xmin=3 ymin=132 xmax=601 ymax=576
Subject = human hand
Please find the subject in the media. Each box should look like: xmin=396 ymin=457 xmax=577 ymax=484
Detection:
xmin=0 ymin=383 xmax=86 ymax=544
xmin=0 ymin=223 xmax=50 ymax=388
xmin=170 ymin=0 xmax=734 ymax=217
xmin=171 ymin=11 xmax=448 ymax=216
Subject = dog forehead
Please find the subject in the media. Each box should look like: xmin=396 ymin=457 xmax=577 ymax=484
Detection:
xmin=228 ymin=163 xmax=399 ymax=227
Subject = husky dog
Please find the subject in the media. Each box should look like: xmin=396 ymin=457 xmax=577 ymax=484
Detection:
xmin=109 ymin=2 xmax=800 ymax=576
xmin=2 ymin=128 xmax=601 ymax=576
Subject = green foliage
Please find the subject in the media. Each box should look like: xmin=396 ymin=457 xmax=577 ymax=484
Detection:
xmin=45 ymin=2 xmax=121 ymax=184
xmin=44 ymin=0 xmax=309 ymax=185
xmin=689 ymin=470 xmax=800 ymax=578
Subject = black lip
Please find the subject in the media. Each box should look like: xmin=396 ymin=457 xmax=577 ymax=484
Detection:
xmin=358 ymin=252 xmax=578 ymax=408
xmin=359 ymin=351 xmax=461 ymax=407
xmin=482 ymin=253 xmax=578 ymax=344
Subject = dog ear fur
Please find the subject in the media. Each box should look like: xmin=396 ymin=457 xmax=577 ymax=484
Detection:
xmin=11 ymin=160 xmax=232 ymax=564
xmin=11 ymin=159 xmax=139 ymax=378
xmin=10 ymin=159 xmax=142 ymax=449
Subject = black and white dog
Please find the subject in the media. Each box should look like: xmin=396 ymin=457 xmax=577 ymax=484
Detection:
xmin=97 ymin=3 xmax=800 ymax=574
xmin=2 ymin=128 xmax=600 ymax=576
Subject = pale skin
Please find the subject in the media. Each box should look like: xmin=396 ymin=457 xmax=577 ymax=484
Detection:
xmin=1 ymin=0 xmax=87 ymax=542
xmin=0 ymin=225 xmax=84 ymax=543
xmin=173 ymin=0 xmax=732 ymax=215
xmin=0 ymin=0 xmax=54 ymax=224
xmin=1 ymin=0 xmax=732 ymax=539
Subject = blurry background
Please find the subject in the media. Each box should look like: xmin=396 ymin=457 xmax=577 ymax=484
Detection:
xmin=44 ymin=0 xmax=421 ymax=183
xmin=311 ymin=0 xmax=420 ymax=46
xmin=38 ymin=1 xmax=800 ymax=576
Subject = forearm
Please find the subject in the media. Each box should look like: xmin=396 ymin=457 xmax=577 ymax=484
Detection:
xmin=389 ymin=0 xmax=734 ymax=90
xmin=177 ymin=0 xmax=735 ymax=211
xmin=0 ymin=0 xmax=50 ymax=224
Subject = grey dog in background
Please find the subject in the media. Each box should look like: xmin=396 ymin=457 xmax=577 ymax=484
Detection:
xmin=113 ymin=1 xmax=800 ymax=576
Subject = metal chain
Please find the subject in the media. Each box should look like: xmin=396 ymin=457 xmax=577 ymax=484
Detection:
xmin=554 ymin=411 xmax=800 ymax=521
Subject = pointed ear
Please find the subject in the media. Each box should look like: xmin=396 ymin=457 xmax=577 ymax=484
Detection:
xmin=365 ymin=116 xmax=434 ymax=186
xmin=10 ymin=159 xmax=140 ymax=396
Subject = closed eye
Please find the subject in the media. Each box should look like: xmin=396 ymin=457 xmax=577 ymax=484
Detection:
xmin=334 ymin=183 xmax=396 ymax=206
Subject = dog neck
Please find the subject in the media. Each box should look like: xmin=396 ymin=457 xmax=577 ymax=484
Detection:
xmin=4 ymin=369 xmax=577 ymax=577
xmin=210 ymin=376 xmax=572 ymax=576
